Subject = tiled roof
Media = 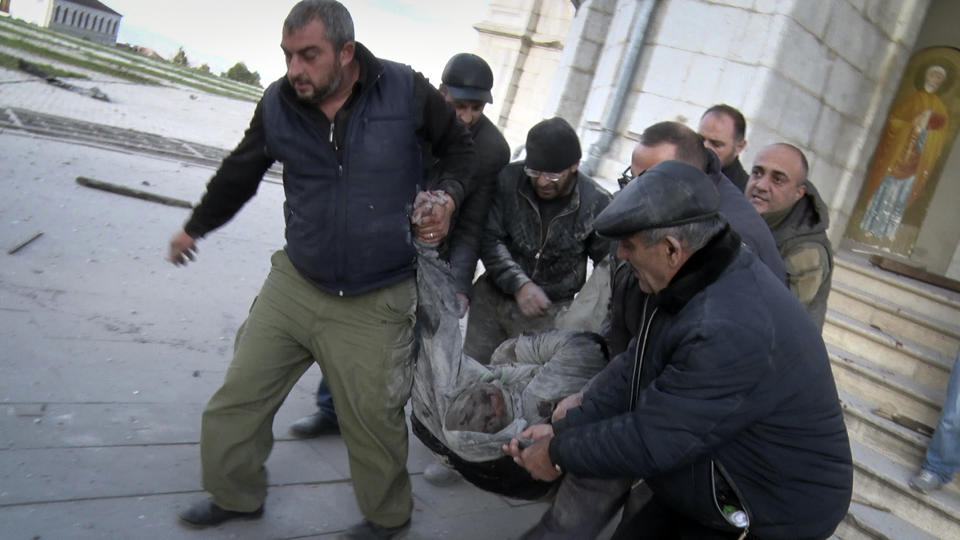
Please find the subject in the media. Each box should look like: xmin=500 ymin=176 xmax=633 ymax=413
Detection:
xmin=61 ymin=0 xmax=121 ymax=17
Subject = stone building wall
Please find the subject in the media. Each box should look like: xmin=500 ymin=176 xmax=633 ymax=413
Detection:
xmin=474 ymin=0 xmax=577 ymax=152
xmin=477 ymin=0 xmax=933 ymax=246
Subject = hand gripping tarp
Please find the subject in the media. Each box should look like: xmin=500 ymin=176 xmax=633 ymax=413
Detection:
xmin=410 ymin=240 xmax=609 ymax=499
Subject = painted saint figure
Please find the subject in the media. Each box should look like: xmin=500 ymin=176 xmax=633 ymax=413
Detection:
xmin=860 ymin=64 xmax=949 ymax=241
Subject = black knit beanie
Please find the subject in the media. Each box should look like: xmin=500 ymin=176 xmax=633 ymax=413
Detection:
xmin=525 ymin=117 xmax=582 ymax=173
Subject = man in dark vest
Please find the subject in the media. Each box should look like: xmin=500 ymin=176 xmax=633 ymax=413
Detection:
xmin=167 ymin=2 xmax=474 ymax=537
xmin=288 ymin=53 xmax=510 ymax=449
xmin=699 ymin=104 xmax=749 ymax=192
xmin=747 ymin=143 xmax=833 ymax=328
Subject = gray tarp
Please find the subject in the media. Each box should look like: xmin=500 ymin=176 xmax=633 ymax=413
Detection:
xmin=411 ymin=240 xmax=608 ymax=463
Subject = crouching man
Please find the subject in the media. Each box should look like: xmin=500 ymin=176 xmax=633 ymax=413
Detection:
xmin=505 ymin=160 xmax=852 ymax=539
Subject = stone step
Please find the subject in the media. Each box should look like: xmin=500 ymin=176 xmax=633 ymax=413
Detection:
xmin=849 ymin=439 xmax=960 ymax=539
xmin=824 ymin=311 xmax=953 ymax=393
xmin=829 ymin=345 xmax=944 ymax=429
xmin=833 ymin=256 xmax=960 ymax=328
xmin=828 ymin=282 xmax=960 ymax=359
xmin=834 ymin=501 xmax=938 ymax=540
xmin=840 ymin=389 xmax=929 ymax=469
xmin=839 ymin=389 xmax=960 ymax=496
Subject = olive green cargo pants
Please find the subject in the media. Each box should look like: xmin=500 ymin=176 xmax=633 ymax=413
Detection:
xmin=200 ymin=250 xmax=417 ymax=528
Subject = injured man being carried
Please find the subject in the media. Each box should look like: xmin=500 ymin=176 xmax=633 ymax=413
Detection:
xmin=410 ymin=233 xmax=608 ymax=499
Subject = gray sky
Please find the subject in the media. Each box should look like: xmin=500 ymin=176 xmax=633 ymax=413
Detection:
xmin=105 ymin=0 xmax=489 ymax=85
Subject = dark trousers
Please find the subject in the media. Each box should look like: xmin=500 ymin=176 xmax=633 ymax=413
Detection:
xmin=315 ymin=379 xmax=337 ymax=419
xmin=611 ymin=494 xmax=743 ymax=540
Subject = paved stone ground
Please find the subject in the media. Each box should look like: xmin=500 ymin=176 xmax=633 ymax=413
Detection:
xmin=0 ymin=72 xmax=550 ymax=539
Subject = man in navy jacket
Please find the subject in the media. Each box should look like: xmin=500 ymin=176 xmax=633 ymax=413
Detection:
xmin=506 ymin=161 xmax=852 ymax=539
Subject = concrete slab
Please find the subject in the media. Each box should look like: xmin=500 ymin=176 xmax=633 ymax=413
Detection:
xmin=0 ymin=485 xmax=363 ymax=540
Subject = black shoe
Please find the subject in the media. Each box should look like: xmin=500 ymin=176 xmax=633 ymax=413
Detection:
xmin=178 ymin=499 xmax=263 ymax=528
xmin=340 ymin=518 xmax=411 ymax=539
xmin=289 ymin=412 xmax=340 ymax=438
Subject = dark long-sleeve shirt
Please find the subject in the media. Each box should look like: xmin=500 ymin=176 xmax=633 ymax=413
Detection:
xmin=185 ymin=42 xmax=475 ymax=239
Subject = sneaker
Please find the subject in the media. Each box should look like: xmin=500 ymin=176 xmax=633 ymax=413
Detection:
xmin=178 ymin=499 xmax=263 ymax=528
xmin=289 ymin=412 xmax=339 ymax=438
xmin=909 ymin=470 xmax=944 ymax=493
xmin=423 ymin=461 xmax=460 ymax=486
xmin=340 ymin=518 xmax=410 ymax=539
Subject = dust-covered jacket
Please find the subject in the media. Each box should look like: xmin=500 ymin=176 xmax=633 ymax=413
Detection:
xmin=480 ymin=161 xmax=612 ymax=302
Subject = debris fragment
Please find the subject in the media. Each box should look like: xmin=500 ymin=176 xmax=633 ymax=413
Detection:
xmin=7 ymin=232 xmax=43 ymax=255
xmin=14 ymin=404 xmax=46 ymax=417
xmin=17 ymin=59 xmax=110 ymax=102
xmin=76 ymin=177 xmax=193 ymax=209
xmin=872 ymin=407 xmax=934 ymax=437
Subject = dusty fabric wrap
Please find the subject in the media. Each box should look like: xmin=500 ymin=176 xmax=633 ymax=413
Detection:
xmin=410 ymin=239 xmax=608 ymax=474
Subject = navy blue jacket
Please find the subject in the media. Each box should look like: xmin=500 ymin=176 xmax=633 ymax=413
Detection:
xmin=184 ymin=43 xmax=474 ymax=295
xmin=553 ymin=228 xmax=852 ymax=539
xmin=262 ymin=60 xmax=422 ymax=294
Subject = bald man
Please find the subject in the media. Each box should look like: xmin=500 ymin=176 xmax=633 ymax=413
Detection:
xmin=746 ymin=143 xmax=833 ymax=328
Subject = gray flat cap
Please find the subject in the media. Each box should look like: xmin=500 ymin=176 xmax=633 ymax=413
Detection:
xmin=595 ymin=160 xmax=719 ymax=238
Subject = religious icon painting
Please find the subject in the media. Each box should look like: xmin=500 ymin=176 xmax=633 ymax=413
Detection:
xmin=847 ymin=46 xmax=960 ymax=254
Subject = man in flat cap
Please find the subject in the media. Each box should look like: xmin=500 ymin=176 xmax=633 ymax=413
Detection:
xmin=505 ymin=160 xmax=852 ymax=539
xmin=463 ymin=117 xmax=612 ymax=364
xmin=604 ymin=121 xmax=785 ymax=358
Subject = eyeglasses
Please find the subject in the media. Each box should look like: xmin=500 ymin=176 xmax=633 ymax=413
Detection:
xmin=617 ymin=165 xmax=646 ymax=189
xmin=524 ymin=167 xmax=565 ymax=182
xmin=617 ymin=166 xmax=633 ymax=189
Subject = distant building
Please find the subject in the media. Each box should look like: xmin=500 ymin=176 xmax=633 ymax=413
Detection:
xmin=11 ymin=0 xmax=121 ymax=44
xmin=46 ymin=0 xmax=121 ymax=44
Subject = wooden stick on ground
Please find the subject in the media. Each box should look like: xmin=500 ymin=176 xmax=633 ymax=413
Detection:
xmin=7 ymin=232 xmax=44 ymax=255
xmin=76 ymin=176 xmax=193 ymax=209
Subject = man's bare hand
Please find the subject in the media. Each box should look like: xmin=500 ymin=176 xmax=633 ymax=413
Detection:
xmin=502 ymin=424 xmax=560 ymax=482
xmin=515 ymin=282 xmax=551 ymax=317
xmin=168 ymin=230 xmax=198 ymax=266
xmin=552 ymin=391 xmax=583 ymax=423
xmin=412 ymin=190 xmax=456 ymax=242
